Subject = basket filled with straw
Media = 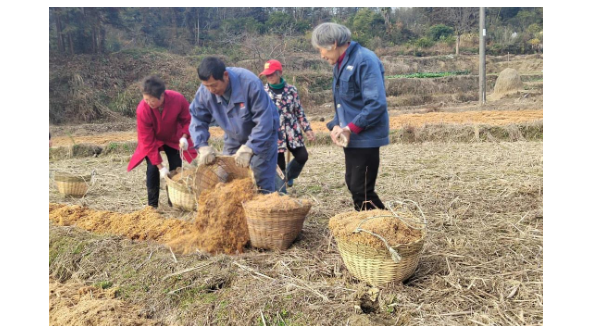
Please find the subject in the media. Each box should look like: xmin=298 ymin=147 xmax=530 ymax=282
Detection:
xmin=329 ymin=200 xmax=427 ymax=286
xmin=242 ymin=193 xmax=312 ymax=250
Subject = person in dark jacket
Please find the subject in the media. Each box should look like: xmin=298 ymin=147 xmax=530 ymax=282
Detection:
xmin=311 ymin=22 xmax=390 ymax=211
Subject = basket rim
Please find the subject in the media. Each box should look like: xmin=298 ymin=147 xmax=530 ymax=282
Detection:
xmin=54 ymin=173 xmax=93 ymax=183
xmin=241 ymin=198 xmax=312 ymax=212
xmin=333 ymin=227 xmax=426 ymax=250
xmin=165 ymin=173 xmax=195 ymax=194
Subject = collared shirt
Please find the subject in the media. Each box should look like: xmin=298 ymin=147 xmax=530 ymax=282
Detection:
xmin=189 ymin=67 xmax=280 ymax=155
xmin=327 ymin=41 xmax=390 ymax=148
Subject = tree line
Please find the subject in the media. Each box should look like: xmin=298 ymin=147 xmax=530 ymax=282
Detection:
xmin=49 ymin=7 xmax=543 ymax=57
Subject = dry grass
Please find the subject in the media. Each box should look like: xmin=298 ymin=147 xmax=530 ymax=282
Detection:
xmin=49 ymin=139 xmax=542 ymax=326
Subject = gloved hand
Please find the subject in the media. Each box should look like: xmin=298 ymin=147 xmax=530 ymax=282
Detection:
xmin=234 ymin=145 xmax=254 ymax=168
xmin=198 ymin=146 xmax=217 ymax=166
xmin=159 ymin=166 xmax=170 ymax=179
xmin=330 ymin=125 xmax=341 ymax=144
xmin=179 ymin=137 xmax=188 ymax=150
xmin=337 ymin=133 xmax=349 ymax=147
xmin=331 ymin=126 xmax=350 ymax=147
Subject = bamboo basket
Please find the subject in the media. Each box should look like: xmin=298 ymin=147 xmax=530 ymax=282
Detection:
xmin=243 ymin=198 xmax=312 ymax=251
xmin=54 ymin=172 xmax=94 ymax=198
xmin=331 ymin=200 xmax=427 ymax=286
xmin=165 ymin=173 xmax=196 ymax=211
xmin=193 ymin=156 xmax=255 ymax=197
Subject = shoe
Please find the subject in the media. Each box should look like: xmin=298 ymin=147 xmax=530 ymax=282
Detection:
xmin=287 ymin=179 xmax=294 ymax=187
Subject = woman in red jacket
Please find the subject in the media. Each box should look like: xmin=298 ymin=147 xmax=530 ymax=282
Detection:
xmin=127 ymin=76 xmax=197 ymax=208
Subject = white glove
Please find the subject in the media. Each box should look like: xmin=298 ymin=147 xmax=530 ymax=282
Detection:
xmin=179 ymin=137 xmax=188 ymax=150
xmin=337 ymin=133 xmax=349 ymax=147
xmin=159 ymin=166 xmax=170 ymax=179
xmin=198 ymin=146 xmax=217 ymax=166
xmin=234 ymin=145 xmax=254 ymax=168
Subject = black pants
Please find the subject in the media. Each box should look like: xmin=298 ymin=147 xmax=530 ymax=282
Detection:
xmin=146 ymin=145 xmax=182 ymax=208
xmin=344 ymin=147 xmax=385 ymax=211
xmin=277 ymin=146 xmax=309 ymax=173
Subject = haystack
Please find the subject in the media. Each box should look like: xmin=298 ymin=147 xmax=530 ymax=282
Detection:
xmin=491 ymin=68 xmax=523 ymax=100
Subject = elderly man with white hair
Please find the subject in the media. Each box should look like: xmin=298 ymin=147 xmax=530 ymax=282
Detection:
xmin=311 ymin=22 xmax=390 ymax=211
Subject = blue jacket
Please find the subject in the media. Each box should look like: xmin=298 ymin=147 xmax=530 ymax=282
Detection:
xmin=189 ymin=67 xmax=279 ymax=155
xmin=326 ymin=42 xmax=390 ymax=148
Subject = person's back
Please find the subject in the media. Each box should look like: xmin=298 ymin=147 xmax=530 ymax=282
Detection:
xmin=189 ymin=57 xmax=280 ymax=193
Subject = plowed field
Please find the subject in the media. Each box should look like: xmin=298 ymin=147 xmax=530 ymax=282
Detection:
xmin=51 ymin=110 xmax=542 ymax=147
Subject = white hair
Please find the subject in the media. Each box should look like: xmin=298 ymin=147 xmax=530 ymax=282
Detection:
xmin=311 ymin=23 xmax=352 ymax=50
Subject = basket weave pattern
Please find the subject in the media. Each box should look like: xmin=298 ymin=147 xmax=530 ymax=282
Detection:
xmin=243 ymin=202 xmax=312 ymax=250
xmin=193 ymin=156 xmax=254 ymax=197
xmin=165 ymin=175 xmax=196 ymax=211
xmin=54 ymin=174 xmax=91 ymax=198
xmin=335 ymin=230 xmax=425 ymax=286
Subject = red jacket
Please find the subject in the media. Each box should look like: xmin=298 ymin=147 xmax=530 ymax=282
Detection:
xmin=127 ymin=90 xmax=197 ymax=171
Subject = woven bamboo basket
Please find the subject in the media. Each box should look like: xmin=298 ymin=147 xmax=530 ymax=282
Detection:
xmin=242 ymin=198 xmax=312 ymax=251
xmin=335 ymin=230 xmax=425 ymax=286
xmin=193 ymin=156 xmax=255 ymax=197
xmin=331 ymin=200 xmax=427 ymax=286
xmin=165 ymin=172 xmax=196 ymax=211
xmin=54 ymin=173 xmax=93 ymax=198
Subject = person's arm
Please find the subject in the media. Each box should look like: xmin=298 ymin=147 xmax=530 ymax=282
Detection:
xmin=188 ymin=89 xmax=213 ymax=149
xmin=245 ymin=80 xmax=276 ymax=155
xmin=347 ymin=59 xmax=387 ymax=134
xmin=136 ymin=105 xmax=162 ymax=166
xmin=178 ymin=97 xmax=191 ymax=139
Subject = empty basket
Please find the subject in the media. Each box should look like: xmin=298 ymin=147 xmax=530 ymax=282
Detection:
xmin=54 ymin=172 xmax=94 ymax=198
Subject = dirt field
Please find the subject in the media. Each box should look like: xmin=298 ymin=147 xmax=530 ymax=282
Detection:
xmin=49 ymin=136 xmax=543 ymax=325
xmin=51 ymin=110 xmax=542 ymax=148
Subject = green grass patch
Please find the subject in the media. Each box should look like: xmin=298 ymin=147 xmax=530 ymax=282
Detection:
xmin=94 ymin=281 xmax=113 ymax=289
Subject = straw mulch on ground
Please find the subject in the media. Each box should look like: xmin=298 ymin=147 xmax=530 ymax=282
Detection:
xmin=49 ymin=138 xmax=543 ymax=325
xmin=49 ymin=203 xmax=192 ymax=244
xmin=49 ymin=276 xmax=157 ymax=326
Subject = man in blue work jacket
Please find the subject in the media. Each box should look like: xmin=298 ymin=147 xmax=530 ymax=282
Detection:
xmin=188 ymin=56 xmax=280 ymax=193
xmin=312 ymin=23 xmax=390 ymax=211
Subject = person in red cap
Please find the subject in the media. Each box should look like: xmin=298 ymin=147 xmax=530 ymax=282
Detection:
xmin=261 ymin=59 xmax=315 ymax=191
xmin=127 ymin=76 xmax=197 ymax=208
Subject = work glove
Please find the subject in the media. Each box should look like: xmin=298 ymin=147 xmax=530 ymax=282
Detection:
xmin=198 ymin=146 xmax=217 ymax=166
xmin=159 ymin=166 xmax=170 ymax=179
xmin=179 ymin=137 xmax=189 ymax=150
xmin=234 ymin=145 xmax=254 ymax=168
xmin=336 ymin=133 xmax=349 ymax=147
xmin=331 ymin=126 xmax=350 ymax=148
